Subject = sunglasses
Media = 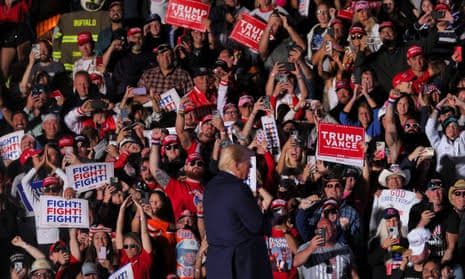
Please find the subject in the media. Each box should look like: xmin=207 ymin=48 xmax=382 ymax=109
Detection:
xmin=405 ymin=123 xmax=420 ymax=129
xmin=123 ymin=244 xmax=138 ymax=249
xmin=44 ymin=186 xmax=61 ymax=193
xmin=316 ymin=9 xmax=329 ymax=15
xmin=189 ymin=160 xmax=205 ymax=167
xmin=453 ymin=191 xmax=465 ymax=197
xmin=165 ymin=144 xmax=179 ymax=151
xmin=351 ymin=34 xmax=364 ymax=40
xmin=325 ymin=183 xmax=342 ymax=189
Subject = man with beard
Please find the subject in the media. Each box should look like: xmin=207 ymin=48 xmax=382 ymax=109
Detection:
xmin=149 ymin=128 xmax=205 ymax=219
xmin=354 ymin=21 xmax=437 ymax=94
xmin=22 ymin=40 xmax=64 ymax=89
xmin=384 ymin=90 xmax=429 ymax=163
xmin=110 ymin=27 xmax=156 ymax=101
xmin=258 ymin=10 xmax=306 ymax=71
xmin=95 ymin=1 xmax=124 ymax=56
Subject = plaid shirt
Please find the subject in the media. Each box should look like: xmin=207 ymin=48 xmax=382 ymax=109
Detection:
xmin=137 ymin=66 xmax=193 ymax=96
xmin=296 ymin=200 xmax=361 ymax=243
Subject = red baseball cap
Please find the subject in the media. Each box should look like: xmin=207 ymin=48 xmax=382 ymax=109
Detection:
xmin=43 ymin=176 xmax=60 ymax=188
xmin=407 ymin=45 xmax=423 ymax=59
xmin=271 ymin=199 xmax=287 ymax=209
xmin=392 ymin=71 xmax=415 ymax=88
xmin=162 ymin=135 xmax=179 ymax=146
xmin=379 ymin=21 xmax=394 ymax=31
xmin=49 ymin=240 xmax=67 ymax=255
xmin=349 ymin=26 xmax=367 ymax=35
xmin=77 ymin=31 xmax=93 ymax=46
xmin=336 ymin=80 xmax=350 ymax=91
xmin=58 ymin=135 xmax=74 ymax=148
xmin=127 ymin=27 xmax=142 ymax=37
xmin=185 ymin=152 xmax=203 ymax=164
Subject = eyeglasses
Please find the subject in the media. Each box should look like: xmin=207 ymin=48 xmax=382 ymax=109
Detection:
xmin=325 ymin=183 xmax=341 ymax=189
xmin=44 ymin=186 xmax=61 ymax=193
xmin=351 ymin=34 xmax=364 ymax=40
xmin=189 ymin=160 xmax=205 ymax=167
xmin=123 ymin=244 xmax=138 ymax=249
xmin=453 ymin=191 xmax=465 ymax=197
xmin=32 ymin=272 xmax=52 ymax=279
xmin=165 ymin=144 xmax=179 ymax=151
xmin=140 ymin=166 xmax=149 ymax=171
xmin=405 ymin=123 xmax=420 ymax=129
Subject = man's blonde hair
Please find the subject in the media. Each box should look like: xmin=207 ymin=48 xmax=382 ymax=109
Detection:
xmin=218 ymin=144 xmax=252 ymax=172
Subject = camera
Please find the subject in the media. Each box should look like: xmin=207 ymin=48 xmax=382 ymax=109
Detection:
xmin=110 ymin=177 xmax=121 ymax=193
xmin=315 ymin=228 xmax=326 ymax=246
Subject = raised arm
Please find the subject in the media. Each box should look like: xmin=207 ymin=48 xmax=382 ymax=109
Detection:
xmin=69 ymin=228 xmax=81 ymax=261
xmin=116 ymin=197 xmax=132 ymax=250
xmin=176 ymin=101 xmax=193 ymax=150
xmin=11 ymin=236 xmax=46 ymax=260
xmin=385 ymin=90 xmax=400 ymax=161
xmin=149 ymin=128 xmax=171 ymax=189
xmin=134 ymin=200 xmax=152 ymax=253
xmin=279 ymin=14 xmax=305 ymax=51
xmin=19 ymin=51 xmax=37 ymax=94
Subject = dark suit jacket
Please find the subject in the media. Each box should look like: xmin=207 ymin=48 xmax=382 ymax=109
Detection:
xmin=204 ymin=171 xmax=272 ymax=279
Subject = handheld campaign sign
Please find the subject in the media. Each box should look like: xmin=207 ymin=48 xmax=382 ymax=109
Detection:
xmin=176 ymin=229 xmax=199 ymax=279
xmin=109 ymin=263 xmax=134 ymax=279
xmin=317 ymin=123 xmax=365 ymax=167
xmin=165 ymin=0 xmax=210 ymax=32
xmin=0 ymin=130 xmax=24 ymax=161
xmin=266 ymin=235 xmax=293 ymax=273
xmin=261 ymin=116 xmax=281 ymax=158
xmin=230 ymin=14 xmax=267 ymax=53
xmin=369 ymin=189 xmax=420 ymax=237
xmin=160 ymin=88 xmax=181 ymax=112
xmin=243 ymin=156 xmax=257 ymax=192
xmin=66 ymin=162 xmax=114 ymax=192
xmin=39 ymin=196 xmax=90 ymax=228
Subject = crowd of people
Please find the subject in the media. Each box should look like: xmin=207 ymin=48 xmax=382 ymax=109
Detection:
xmin=1 ymin=0 xmax=465 ymax=278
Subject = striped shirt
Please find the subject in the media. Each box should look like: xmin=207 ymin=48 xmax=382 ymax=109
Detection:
xmin=297 ymin=243 xmax=354 ymax=279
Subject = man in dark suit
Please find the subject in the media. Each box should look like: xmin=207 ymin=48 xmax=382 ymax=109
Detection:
xmin=204 ymin=144 xmax=273 ymax=279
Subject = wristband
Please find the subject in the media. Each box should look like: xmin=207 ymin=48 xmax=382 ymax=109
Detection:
xmin=197 ymin=214 xmax=204 ymax=218
xmin=388 ymin=98 xmax=396 ymax=104
xmin=151 ymin=139 xmax=161 ymax=145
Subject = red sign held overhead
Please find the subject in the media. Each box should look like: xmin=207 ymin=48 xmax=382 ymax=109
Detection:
xmin=317 ymin=123 xmax=365 ymax=167
xmin=230 ymin=14 xmax=267 ymax=53
xmin=165 ymin=0 xmax=211 ymax=32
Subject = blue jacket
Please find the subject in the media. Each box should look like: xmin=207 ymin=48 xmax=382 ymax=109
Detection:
xmin=204 ymin=171 xmax=273 ymax=279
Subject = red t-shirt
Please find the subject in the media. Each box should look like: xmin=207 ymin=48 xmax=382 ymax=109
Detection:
xmin=119 ymin=249 xmax=153 ymax=279
xmin=165 ymin=178 xmax=204 ymax=220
